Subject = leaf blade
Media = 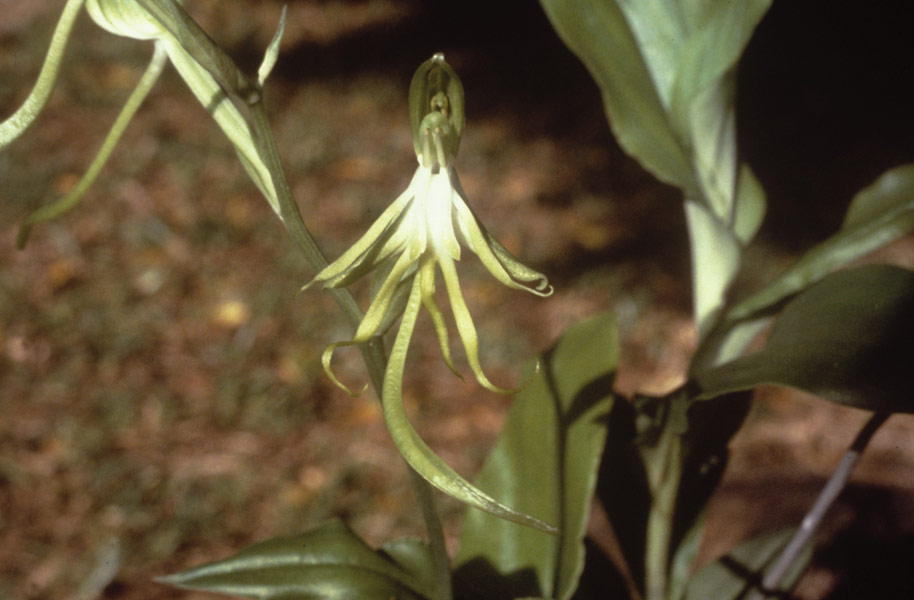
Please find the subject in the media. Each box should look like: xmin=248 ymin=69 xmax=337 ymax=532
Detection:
xmin=455 ymin=313 xmax=619 ymax=600
xmin=160 ymin=520 xmax=435 ymax=600
xmin=694 ymin=265 xmax=914 ymax=412
xmin=728 ymin=164 xmax=914 ymax=321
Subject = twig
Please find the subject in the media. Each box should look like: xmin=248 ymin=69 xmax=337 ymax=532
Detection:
xmin=746 ymin=411 xmax=890 ymax=600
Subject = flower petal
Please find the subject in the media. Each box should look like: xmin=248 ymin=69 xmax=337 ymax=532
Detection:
xmin=418 ymin=256 xmax=461 ymax=378
xmin=425 ymin=169 xmax=461 ymax=260
xmin=449 ymin=170 xmax=552 ymax=296
xmin=303 ymin=180 xmax=417 ymax=290
xmin=354 ymin=244 xmax=421 ymax=340
xmin=382 ymin=274 xmax=557 ymax=533
xmin=438 ymin=255 xmax=517 ymax=394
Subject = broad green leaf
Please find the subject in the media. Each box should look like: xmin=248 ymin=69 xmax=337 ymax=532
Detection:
xmin=454 ymin=313 xmax=618 ymax=600
xmin=669 ymin=0 xmax=770 ymax=132
xmin=693 ymin=265 xmax=914 ymax=412
xmin=159 ymin=520 xmax=435 ymax=600
xmin=685 ymin=529 xmax=811 ymax=600
xmin=538 ymin=0 xmax=695 ymax=192
xmin=729 ymin=164 xmax=914 ymax=321
xmin=669 ymin=0 xmax=770 ymax=221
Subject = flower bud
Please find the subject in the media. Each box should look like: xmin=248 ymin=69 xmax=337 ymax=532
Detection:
xmin=409 ymin=53 xmax=464 ymax=167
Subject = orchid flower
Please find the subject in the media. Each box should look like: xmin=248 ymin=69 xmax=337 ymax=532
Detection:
xmin=306 ymin=53 xmax=553 ymax=395
xmin=304 ymin=53 xmax=557 ymax=532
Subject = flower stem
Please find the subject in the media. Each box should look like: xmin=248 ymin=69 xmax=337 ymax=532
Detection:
xmin=135 ymin=4 xmax=454 ymax=592
xmin=248 ymin=92 xmax=453 ymax=600
xmin=244 ymin=50 xmax=454 ymax=600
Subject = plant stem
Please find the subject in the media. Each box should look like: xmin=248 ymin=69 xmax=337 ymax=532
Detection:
xmin=248 ymin=95 xmax=454 ymax=600
xmin=643 ymin=428 xmax=684 ymax=600
xmin=136 ymin=5 xmax=454 ymax=592
xmin=745 ymin=411 xmax=890 ymax=600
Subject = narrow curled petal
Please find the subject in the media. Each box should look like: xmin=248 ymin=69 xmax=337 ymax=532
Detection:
xmin=418 ymin=257 xmax=461 ymax=378
xmin=320 ymin=251 xmax=418 ymax=395
xmin=18 ymin=44 xmax=168 ymax=248
xmin=0 ymin=0 xmax=85 ymax=148
xmin=450 ymin=170 xmax=552 ymax=297
xmin=382 ymin=276 xmax=557 ymax=533
xmin=321 ymin=341 xmax=368 ymax=397
xmin=438 ymin=255 xmax=518 ymax=394
xmin=303 ymin=181 xmax=417 ymax=290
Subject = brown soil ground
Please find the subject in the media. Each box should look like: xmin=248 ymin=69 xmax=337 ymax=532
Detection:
xmin=1 ymin=1 xmax=913 ymax=599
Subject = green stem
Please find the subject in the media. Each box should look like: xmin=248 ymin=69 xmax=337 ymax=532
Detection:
xmin=132 ymin=4 xmax=453 ymax=592
xmin=18 ymin=43 xmax=168 ymax=248
xmin=245 ymin=53 xmax=454 ymax=600
xmin=643 ymin=428 xmax=684 ymax=600
xmin=0 ymin=0 xmax=86 ymax=147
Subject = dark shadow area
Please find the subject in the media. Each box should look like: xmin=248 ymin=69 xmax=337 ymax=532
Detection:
xmin=572 ymin=537 xmax=632 ymax=599
xmin=738 ymin=0 xmax=914 ymax=250
xmin=256 ymin=0 xmax=616 ymax=144
xmin=672 ymin=393 xmax=753 ymax=561
xmin=823 ymin=531 xmax=914 ymax=599
xmin=452 ymin=557 xmax=543 ymax=600
xmin=817 ymin=482 xmax=914 ymax=598
xmin=595 ymin=398 xmax=650 ymax=594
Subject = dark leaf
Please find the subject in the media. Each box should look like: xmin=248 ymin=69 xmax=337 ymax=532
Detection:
xmin=694 ymin=265 xmax=914 ymax=412
xmin=159 ymin=519 xmax=435 ymax=599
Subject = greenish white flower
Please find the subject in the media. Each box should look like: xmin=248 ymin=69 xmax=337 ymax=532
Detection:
xmin=306 ymin=54 xmax=552 ymax=394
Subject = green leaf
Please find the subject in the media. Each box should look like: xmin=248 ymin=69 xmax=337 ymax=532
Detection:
xmin=538 ymin=0 xmax=695 ymax=192
xmin=684 ymin=529 xmax=811 ymax=600
xmin=454 ymin=313 xmax=618 ymax=600
xmin=729 ymin=164 xmax=914 ymax=321
xmin=693 ymin=265 xmax=914 ymax=412
xmin=669 ymin=0 xmax=770 ymax=221
xmin=159 ymin=520 xmax=435 ymax=600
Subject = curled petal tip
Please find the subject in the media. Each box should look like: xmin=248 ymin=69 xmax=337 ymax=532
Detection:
xmin=321 ymin=341 xmax=368 ymax=397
